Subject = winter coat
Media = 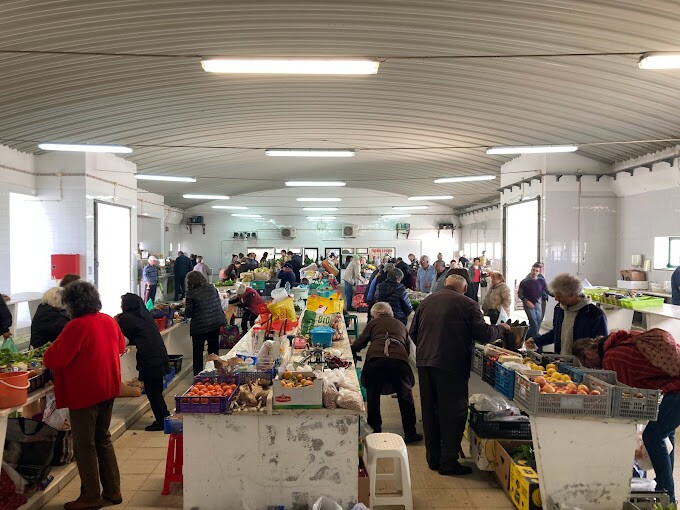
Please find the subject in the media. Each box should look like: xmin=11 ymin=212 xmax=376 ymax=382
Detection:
xmin=482 ymin=282 xmax=512 ymax=316
xmin=446 ymin=268 xmax=476 ymax=301
xmin=409 ymin=287 xmax=506 ymax=373
xmin=343 ymin=259 xmax=363 ymax=285
xmin=44 ymin=313 xmax=125 ymax=410
xmin=429 ymin=271 xmax=448 ymax=294
xmin=290 ymin=254 xmax=303 ymax=282
xmin=235 ymin=287 xmax=265 ymax=315
xmin=116 ymin=293 xmax=169 ymax=371
xmin=600 ymin=329 xmax=680 ymax=394
xmin=185 ymin=284 xmax=227 ymax=336
xmin=536 ymin=301 xmax=607 ymax=354
xmin=396 ymin=261 xmax=411 ymax=287
xmin=277 ymin=269 xmax=296 ymax=288
xmin=30 ymin=303 xmax=69 ymax=348
xmin=375 ymin=279 xmax=413 ymax=324
xmin=0 ymin=298 xmax=11 ymax=336
xmin=174 ymin=254 xmax=193 ymax=279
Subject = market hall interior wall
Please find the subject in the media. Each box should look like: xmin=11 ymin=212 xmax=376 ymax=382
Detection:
xmin=178 ymin=212 xmax=462 ymax=269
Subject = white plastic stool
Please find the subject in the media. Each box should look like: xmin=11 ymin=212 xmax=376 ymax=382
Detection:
xmin=364 ymin=433 xmax=413 ymax=510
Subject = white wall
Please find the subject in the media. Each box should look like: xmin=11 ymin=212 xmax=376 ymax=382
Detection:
xmin=138 ymin=216 xmax=163 ymax=254
xmin=179 ymin=213 xmax=461 ymax=270
xmin=459 ymin=207 xmax=502 ymax=267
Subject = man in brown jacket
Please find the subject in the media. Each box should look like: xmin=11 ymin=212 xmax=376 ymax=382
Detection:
xmin=410 ymin=274 xmax=510 ymax=476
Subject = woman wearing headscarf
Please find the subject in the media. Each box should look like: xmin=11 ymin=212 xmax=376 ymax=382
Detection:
xmin=116 ymin=293 xmax=170 ymax=432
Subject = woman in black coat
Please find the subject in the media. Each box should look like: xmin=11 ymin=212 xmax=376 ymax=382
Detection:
xmin=117 ymin=293 xmax=170 ymax=431
xmin=0 ymin=295 xmax=12 ymax=339
xmin=185 ymin=272 xmax=227 ymax=375
xmin=30 ymin=287 xmax=70 ymax=348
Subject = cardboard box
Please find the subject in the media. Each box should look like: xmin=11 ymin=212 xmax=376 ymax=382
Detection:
xmin=272 ymin=372 xmax=322 ymax=409
xmin=620 ymin=270 xmax=646 ymax=281
xmin=358 ymin=459 xmax=369 ymax=506
xmin=469 ymin=429 xmax=496 ymax=471
xmin=509 ymin=463 xmax=542 ymax=510
xmin=493 ymin=440 xmax=534 ymax=492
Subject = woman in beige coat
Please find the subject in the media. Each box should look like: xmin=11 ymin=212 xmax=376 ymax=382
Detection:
xmin=482 ymin=273 xmax=512 ymax=324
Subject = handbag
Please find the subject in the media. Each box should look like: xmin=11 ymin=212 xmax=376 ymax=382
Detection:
xmin=51 ymin=429 xmax=75 ymax=466
xmin=3 ymin=418 xmax=57 ymax=485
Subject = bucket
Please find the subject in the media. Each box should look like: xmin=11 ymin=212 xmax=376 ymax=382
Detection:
xmin=0 ymin=371 xmax=30 ymax=409
xmin=509 ymin=325 xmax=529 ymax=349
xmin=154 ymin=317 xmax=166 ymax=332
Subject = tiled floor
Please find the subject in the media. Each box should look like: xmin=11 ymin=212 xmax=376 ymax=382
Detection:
xmin=37 ymin=311 xmax=679 ymax=510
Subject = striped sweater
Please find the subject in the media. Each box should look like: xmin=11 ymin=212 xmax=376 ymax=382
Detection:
xmin=600 ymin=329 xmax=680 ymax=394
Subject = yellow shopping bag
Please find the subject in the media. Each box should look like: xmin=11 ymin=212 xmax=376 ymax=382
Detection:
xmin=306 ymin=292 xmax=344 ymax=314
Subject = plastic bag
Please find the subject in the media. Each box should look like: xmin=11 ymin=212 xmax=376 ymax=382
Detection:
xmin=1 ymin=336 xmax=17 ymax=353
xmin=43 ymin=393 xmax=69 ymax=431
xmin=312 ymin=497 xmax=342 ymax=510
xmin=307 ymin=293 xmax=344 ymax=314
xmin=270 ymin=287 xmax=289 ymax=303
xmin=469 ymin=394 xmax=513 ymax=413
xmin=267 ymin=297 xmax=297 ymax=321
xmin=334 ymin=368 xmax=360 ymax=392
xmin=336 ymin=387 xmax=364 ymax=412
xmin=322 ymin=379 xmax=339 ymax=409
xmin=351 ymin=505 xmax=370 ymax=510
xmin=496 ymin=307 xmax=509 ymax=325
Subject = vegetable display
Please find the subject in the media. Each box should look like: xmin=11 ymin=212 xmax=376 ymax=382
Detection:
xmin=214 ymin=280 xmax=235 ymax=287
xmin=0 ymin=342 xmax=51 ymax=368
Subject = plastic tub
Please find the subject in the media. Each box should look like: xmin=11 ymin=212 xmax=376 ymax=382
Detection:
xmin=167 ymin=355 xmax=183 ymax=374
xmin=311 ymin=326 xmax=334 ymax=348
xmin=0 ymin=371 xmax=30 ymax=408
xmin=291 ymin=287 xmax=309 ymax=301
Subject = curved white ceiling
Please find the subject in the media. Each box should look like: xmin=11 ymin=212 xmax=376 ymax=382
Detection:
xmin=1 ymin=1 xmax=680 ymax=210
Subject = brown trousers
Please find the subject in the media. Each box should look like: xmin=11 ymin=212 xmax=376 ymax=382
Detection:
xmin=69 ymin=398 xmax=121 ymax=500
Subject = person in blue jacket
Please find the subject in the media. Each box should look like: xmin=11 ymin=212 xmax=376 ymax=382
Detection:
xmin=524 ymin=273 xmax=608 ymax=355
xmin=277 ymin=263 xmax=297 ymax=289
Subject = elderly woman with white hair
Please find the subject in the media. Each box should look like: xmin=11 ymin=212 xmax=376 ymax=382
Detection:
xmin=524 ymin=273 xmax=608 ymax=354
xmin=30 ymin=287 xmax=70 ymax=348
xmin=351 ymin=301 xmax=422 ymax=444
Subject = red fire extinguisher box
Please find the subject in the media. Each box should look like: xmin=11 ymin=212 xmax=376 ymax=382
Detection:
xmin=51 ymin=254 xmax=81 ymax=279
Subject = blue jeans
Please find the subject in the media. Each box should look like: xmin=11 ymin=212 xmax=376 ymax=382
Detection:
xmin=525 ymin=303 xmax=542 ymax=338
xmin=344 ymin=282 xmax=354 ymax=310
xmin=643 ymin=392 xmax=680 ymax=502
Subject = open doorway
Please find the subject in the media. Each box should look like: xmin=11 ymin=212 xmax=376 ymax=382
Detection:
xmin=95 ymin=202 xmax=131 ymax=316
xmin=504 ymin=198 xmax=540 ymax=310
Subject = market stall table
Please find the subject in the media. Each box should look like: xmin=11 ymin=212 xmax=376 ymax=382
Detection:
xmin=6 ymin=292 xmax=43 ymax=335
xmin=182 ymin=320 xmax=364 ymax=510
xmin=594 ymin=297 xmax=680 ymax=338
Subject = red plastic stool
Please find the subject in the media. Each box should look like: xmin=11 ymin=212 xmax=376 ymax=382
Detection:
xmin=162 ymin=433 xmax=183 ymax=495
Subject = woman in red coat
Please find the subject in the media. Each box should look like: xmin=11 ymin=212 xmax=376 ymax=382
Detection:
xmin=44 ymin=281 xmax=126 ymax=510
xmin=573 ymin=328 xmax=680 ymax=502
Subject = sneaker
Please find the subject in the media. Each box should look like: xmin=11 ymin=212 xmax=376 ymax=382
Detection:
xmin=144 ymin=422 xmax=164 ymax=432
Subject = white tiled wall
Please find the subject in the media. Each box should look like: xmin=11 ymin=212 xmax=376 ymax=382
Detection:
xmin=179 ymin=213 xmax=461 ymax=270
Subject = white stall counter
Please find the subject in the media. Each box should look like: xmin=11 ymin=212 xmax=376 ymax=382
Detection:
xmin=183 ymin=316 xmax=364 ymax=509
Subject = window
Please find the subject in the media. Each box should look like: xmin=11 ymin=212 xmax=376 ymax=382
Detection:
xmin=670 ymin=237 xmax=680 ymax=268
xmin=653 ymin=236 xmax=680 ymax=269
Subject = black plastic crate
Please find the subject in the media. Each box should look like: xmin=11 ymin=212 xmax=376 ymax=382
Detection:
xmin=167 ymin=355 xmax=183 ymax=374
xmin=468 ymin=406 xmax=531 ymax=440
xmin=481 ymin=355 xmax=496 ymax=385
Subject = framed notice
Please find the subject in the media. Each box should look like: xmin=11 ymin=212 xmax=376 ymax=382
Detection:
xmin=369 ymin=247 xmax=396 ymax=262
xmin=355 ymin=248 xmax=368 ymax=255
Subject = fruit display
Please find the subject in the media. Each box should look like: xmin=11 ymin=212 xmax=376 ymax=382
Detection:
xmin=280 ymin=371 xmax=315 ymax=387
xmin=183 ymin=379 xmax=237 ymax=402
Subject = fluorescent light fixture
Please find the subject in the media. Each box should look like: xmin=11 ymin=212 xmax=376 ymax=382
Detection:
xmin=302 ymin=207 xmax=339 ymax=211
xmin=296 ymin=197 xmax=342 ymax=202
xmin=135 ymin=174 xmax=196 ymax=183
xmin=38 ymin=143 xmax=132 ymax=154
xmin=392 ymin=206 xmax=428 ymax=210
xmin=285 ymin=181 xmax=346 ymax=187
xmin=266 ymin=149 xmax=355 ymax=157
xmin=638 ymin=52 xmax=680 ymax=69
xmin=486 ymin=145 xmax=578 ymax=155
xmin=201 ymin=59 xmax=379 ymax=75
xmin=211 ymin=205 xmax=248 ymax=210
xmin=434 ymin=175 xmax=496 ymax=183
xmin=183 ymin=194 xmax=229 ymax=200
xmin=231 ymin=214 xmax=262 ymax=218
xmin=382 ymin=214 xmax=412 ymax=218
xmin=307 ymin=216 xmax=336 ymax=221
xmin=408 ymin=195 xmax=453 ymax=200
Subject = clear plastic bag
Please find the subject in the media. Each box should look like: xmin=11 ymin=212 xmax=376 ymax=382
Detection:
xmin=468 ymin=394 xmax=513 ymax=413
xmin=336 ymin=387 xmax=364 ymax=412
xmin=270 ymin=288 xmax=289 ymax=303
xmin=322 ymin=379 xmax=339 ymax=409
xmin=312 ymin=497 xmax=342 ymax=510
xmin=496 ymin=307 xmax=509 ymax=325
